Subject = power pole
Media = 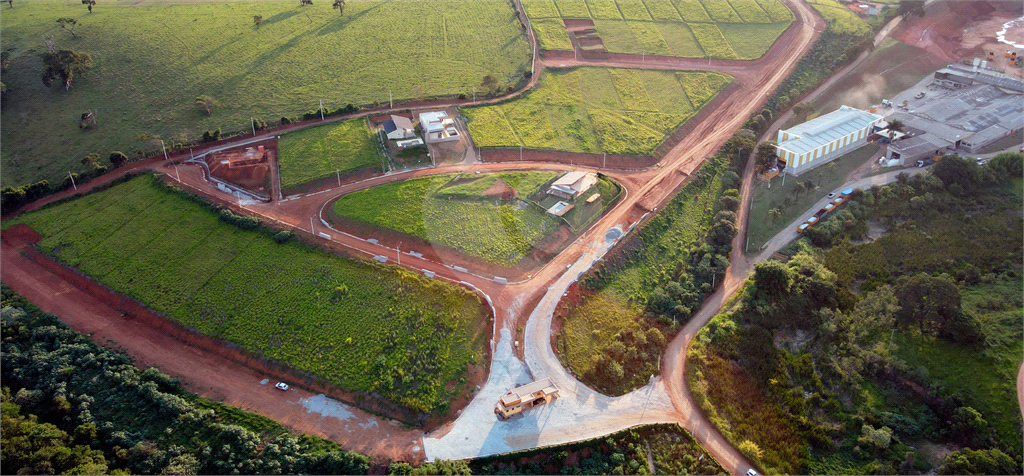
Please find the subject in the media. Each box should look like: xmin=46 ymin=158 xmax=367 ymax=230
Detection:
xmin=337 ymin=169 xmax=341 ymax=186
xmin=67 ymin=171 xmax=77 ymax=190
xmin=319 ymin=99 xmax=325 ymax=121
xmin=603 ymin=152 xmax=606 ymax=168
xmin=472 ymin=88 xmax=476 ymax=105
xmin=310 ymin=217 xmax=314 ymax=234
xmin=520 ymin=146 xmax=523 ymax=162
xmin=397 ymin=242 xmax=402 ymax=266
xmin=642 ymin=49 xmax=645 ymax=62
xmin=251 ymin=117 xmax=256 ymax=135
xmin=389 ymin=90 xmax=393 ymax=108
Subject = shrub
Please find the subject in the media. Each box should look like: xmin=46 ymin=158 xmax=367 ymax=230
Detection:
xmin=108 ymin=151 xmax=128 ymax=167
xmin=280 ymin=116 xmax=292 ymax=125
xmin=272 ymin=230 xmax=293 ymax=243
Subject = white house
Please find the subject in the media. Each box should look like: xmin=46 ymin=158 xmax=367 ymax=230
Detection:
xmin=774 ymin=105 xmax=885 ymax=175
xmin=547 ymin=171 xmax=598 ymax=200
xmin=419 ymin=111 xmax=459 ymax=143
xmin=382 ymin=115 xmax=416 ymax=140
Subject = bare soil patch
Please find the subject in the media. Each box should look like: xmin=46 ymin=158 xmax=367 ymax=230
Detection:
xmin=481 ymin=178 xmax=518 ymax=200
xmin=205 ymin=139 xmax=275 ymax=198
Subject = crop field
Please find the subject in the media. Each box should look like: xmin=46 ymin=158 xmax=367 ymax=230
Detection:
xmin=0 ymin=0 xmax=531 ymax=188
xmin=4 ymin=175 xmax=489 ymax=414
xmin=277 ymin=119 xmax=380 ymax=190
xmin=463 ymin=67 xmax=731 ymax=155
xmin=526 ymin=0 xmax=791 ymax=58
xmin=533 ymin=18 xmax=575 ymax=50
xmin=806 ymin=0 xmax=871 ymax=36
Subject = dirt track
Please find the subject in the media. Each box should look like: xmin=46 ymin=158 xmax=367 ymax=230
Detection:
xmin=1 ymin=0 xmax=827 ymax=471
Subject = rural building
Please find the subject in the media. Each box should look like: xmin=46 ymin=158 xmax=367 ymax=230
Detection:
xmin=419 ymin=111 xmax=460 ymax=143
xmin=383 ymin=115 xmax=416 ymax=140
xmin=775 ymin=105 xmax=885 ymax=175
xmin=494 ymin=378 xmax=559 ymax=420
xmin=547 ymin=171 xmax=598 ymax=200
xmin=884 ymin=66 xmax=1023 ymax=165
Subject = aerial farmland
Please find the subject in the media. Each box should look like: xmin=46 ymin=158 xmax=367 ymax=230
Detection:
xmin=2 ymin=0 xmax=1022 ymax=475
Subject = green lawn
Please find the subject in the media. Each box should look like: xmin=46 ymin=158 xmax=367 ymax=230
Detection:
xmin=4 ymin=175 xmax=488 ymax=414
xmin=524 ymin=0 xmax=791 ymax=58
xmin=277 ymin=119 xmax=381 ymax=190
xmin=332 ymin=172 xmax=620 ymax=266
xmin=746 ymin=143 xmax=879 ymax=253
xmin=0 ymin=0 xmax=531 ymax=187
xmin=463 ymin=67 xmax=731 ymax=155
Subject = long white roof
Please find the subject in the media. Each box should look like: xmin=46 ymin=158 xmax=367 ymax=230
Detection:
xmin=778 ymin=106 xmax=883 ymax=155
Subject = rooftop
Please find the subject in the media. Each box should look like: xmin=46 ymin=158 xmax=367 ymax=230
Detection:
xmin=778 ymin=106 xmax=884 ymax=155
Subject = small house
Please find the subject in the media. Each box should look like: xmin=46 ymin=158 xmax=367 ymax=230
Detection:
xmin=547 ymin=171 xmax=598 ymax=200
xmin=383 ymin=115 xmax=416 ymax=140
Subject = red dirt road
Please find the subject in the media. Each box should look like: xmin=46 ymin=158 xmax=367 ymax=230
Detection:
xmin=0 ymin=230 xmax=426 ymax=464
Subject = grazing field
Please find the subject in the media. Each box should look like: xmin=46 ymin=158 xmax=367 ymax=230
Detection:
xmin=332 ymin=172 xmax=620 ymax=266
xmin=532 ymin=18 xmax=575 ymax=50
xmin=5 ymin=175 xmax=489 ymax=414
xmin=277 ymin=119 xmax=381 ymax=190
xmin=528 ymin=0 xmax=791 ymax=58
xmin=463 ymin=67 xmax=731 ymax=156
xmin=0 ymin=0 xmax=531 ymax=188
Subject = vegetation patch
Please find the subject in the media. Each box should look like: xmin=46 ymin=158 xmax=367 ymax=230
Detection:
xmin=5 ymin=175 xmax=489 ymax=415
xmin=558 ymin=154 xmax=738 ymax=395
xmin=464 ymin=67 xmax=731 ymax=156
xmin=277 ymin=119 xmax=381 ymax=190
xmin=1 ymin=286 xmax=371 ymax=475
xmin=0 ymin=1 xmax=531 ymax=188
xmin=469 ymin=423 xmax=726 ymax=475
xmin=689 ymin=155 xmax=1024 ymax=475
xmin=532 ymin=18 xmax=574 ymax=50
xmin=717 ymin=21 xmax=791 ymax=59
xmin=332 ymin=172 xmax=620 ymax=266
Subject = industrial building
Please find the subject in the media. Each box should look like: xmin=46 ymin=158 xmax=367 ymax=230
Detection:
xmin=884 ymin=61 xmax=1023 ymax=165
xmin=774 ymin=106 xmax=885 ymax=175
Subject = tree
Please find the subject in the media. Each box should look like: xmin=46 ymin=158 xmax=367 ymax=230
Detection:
xmin=332 ymin=0 xmax=345 ymax=16
xmin=108 ymin=151 xmax=128 ymax=167
xmin=894 ymin=273 xmax=961 ymax=336
xmin=767 ymin=207 xmax=782 ymax=225
xmin=938 ymin=448 xmax=1016 ymax=475
xmin=950 ymin=406 xmax=991 ymax=448
xmin=898 ymin=0 xmax=926 ymax=18
xmin=299 ymin=0 xmax=313 ymax=5
xmin=55 ymin=18 xmax=79 ymax=38
xmin=80 ymin=153 xmax=100 ymax=168
xmin=754 ymin=260 xmax=792 ymax=300
xmin=932 ymin=155 xmax=980 ymax=191
xmin=887 ymin=118 xmax=904 ymax=141
xmin=481 ymin=74 xmax=498 ymax=93
xmin=195 ymin=95 xmax=218 ymax=115
xmin=827 ymin=161 xmax=837 ymax=178
xmin=790 ymin=181 xmax=806 ymax=199
xmin=41 ymin=49 xmax=92 ymax=90
xmin=253 ymin=15 xmax=262 ymax=28
xmin=82 ymin=0 xmax=95 ymax=13
xmin=756 ymin=141 xmax=778 ymax=171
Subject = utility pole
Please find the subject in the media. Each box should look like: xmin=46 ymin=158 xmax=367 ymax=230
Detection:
xmin=67 ymin=171 xmax=77 ymax=190
xmin=473 ymin=87 xmax=476 ymax=105
xmin=520 ymin=146 xmax=523 ymax=162
xmin=397 ymin=242 xmax=402 ymax=266
xmin=319 ymin=99 xmax=325 ymax=121
xmin=310 ymin=217 xmax=314 ymax=234
xmin=389 ymin=90 xmax=393 ymax=108
xmin=603 ymin=152 xmax=606 ymax=168
xmin=642 ymin=49 xmax=645 ymax=62
xmin=190 ymin=148 xmax=194 ymax=160
xmin=251 ymin=117 xmax=256 ymax=135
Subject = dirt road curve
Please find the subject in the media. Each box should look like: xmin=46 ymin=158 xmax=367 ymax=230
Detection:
xmin=0 ymin=231 xmax=426 ymax=463
xmin=2 ymin=0 xmax=825 ymax=472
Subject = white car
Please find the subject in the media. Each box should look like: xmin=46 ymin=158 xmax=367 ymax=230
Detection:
xmin=275 ymin=382 xmax=289 ymax=391
xmin=827 ymin=192 xmax=837 ymax=199
xmin=747 ymin=469 xmax=759 ymax=476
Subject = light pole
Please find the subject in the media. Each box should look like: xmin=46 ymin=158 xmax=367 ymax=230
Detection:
xmin=251 ymin=117 xmax=256 ymax=135
xmin=472 ymin=88 xmax=476 ymax=105
xmin=319 ymin=99 xmax=325 ymax=121
xmin=67 ymin=171 xmax=77 ymax=191
xmin=397 ymin=242 xmax=402 ymax=266
xmin=389 ymin=90 xmax=393 ymax=108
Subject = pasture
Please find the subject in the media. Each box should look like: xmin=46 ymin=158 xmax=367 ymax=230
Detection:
xmin=331 ymin=172 xmax=619 ymax=266
xmin=463 ymin=67 xmax=732 ymax=155
xmin=5 ymin=175 xmax=489 ymax=414
xmin=0 ymin=0 xmax=531 ymax=187
xmin=277 ymin=119 xmax=381 ymax=190
xmin=523 ymin=0 xmax=792 ymax=59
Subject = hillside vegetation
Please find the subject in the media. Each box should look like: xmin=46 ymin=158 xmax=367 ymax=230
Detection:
xmin=0 ymin=0 xmax=531 ymax=187
xmin=277 ymin=119 xmax=382 ymax=190
xmin=1 ymin=286 xmax=371 ymax=475
xmin=689 ymin=154 xmax=1024 ymax=475
xmin=464 ymin=67 xmax=731 ymax=156
xmin=4 ymin=175 xmax=489 ymax=414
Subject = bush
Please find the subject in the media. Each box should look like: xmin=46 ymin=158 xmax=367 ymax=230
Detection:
xmin=272 ymin=230 xmax=293 ymax=244
xmin=218 ymin=208 xmax=261 ymax=230
xmin=109 ymin=151 xmax=129 ymax=167
xmin=280 ymin=116 xmax=292 ymax=125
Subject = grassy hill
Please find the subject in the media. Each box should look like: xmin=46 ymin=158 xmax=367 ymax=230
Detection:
xmin=0 ymin=0 xmax=531 ymax=187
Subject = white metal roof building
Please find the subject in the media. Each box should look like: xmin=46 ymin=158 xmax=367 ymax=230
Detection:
xmin=775 ymin=105 xmax=885 ymax=175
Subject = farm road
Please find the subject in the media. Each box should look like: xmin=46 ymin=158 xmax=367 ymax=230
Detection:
xmin=3 ymin=0 xmax=828 ymax=471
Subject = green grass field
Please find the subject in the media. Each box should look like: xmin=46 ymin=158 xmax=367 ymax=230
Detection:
xmin=524 ymin=0 xmax=791 ymax=59
xmin=332 ymin=172 xmax=619 ymax=266
xmin=0 ymin=0 xmax=531 ymax=188
xmin=4 ymin=175 xmax=488 ymax=414
xmin=277 ymin=119 xmax=380 ymax=190
xmin=463 ymin=67 xmax=731 ymax=155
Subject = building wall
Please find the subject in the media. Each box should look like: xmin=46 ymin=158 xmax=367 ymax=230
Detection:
xmin=777 ymin=126 xmax=873 ymax=175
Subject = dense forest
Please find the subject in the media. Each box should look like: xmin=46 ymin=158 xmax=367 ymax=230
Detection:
xmin=0 ymin=285 xmax=371 ymax=475
xmin=689 ymin=153 xmax=1024 ymax=475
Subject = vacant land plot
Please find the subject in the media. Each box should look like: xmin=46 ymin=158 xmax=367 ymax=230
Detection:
xmin=0 ymin=1 xmax=531 ymax=188
xmin=532 ymin=18 xmax=575 ymax=50
xmin=332 ymin=172 xmax=619 ymax=266
xmin=463 ymin=67 xmax=731 ymax=156
xmin=277 ymin=119 xmax=381 ymax=190
xmin=525 ymin=0 xmax=791 ymax=58
xmin=5 ymin=175 xmax=488 ymax=414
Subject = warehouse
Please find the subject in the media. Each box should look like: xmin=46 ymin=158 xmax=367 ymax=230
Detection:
xmin=775 ymin=106 xmax=885 ymax=175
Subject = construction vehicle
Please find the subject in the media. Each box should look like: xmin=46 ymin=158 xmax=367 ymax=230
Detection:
xmin=494 ymin=378 xmax=559 ymax=420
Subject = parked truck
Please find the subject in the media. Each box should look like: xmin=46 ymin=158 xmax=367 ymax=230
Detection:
xmin=494 ymin=378 xmax=559 ymax=420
